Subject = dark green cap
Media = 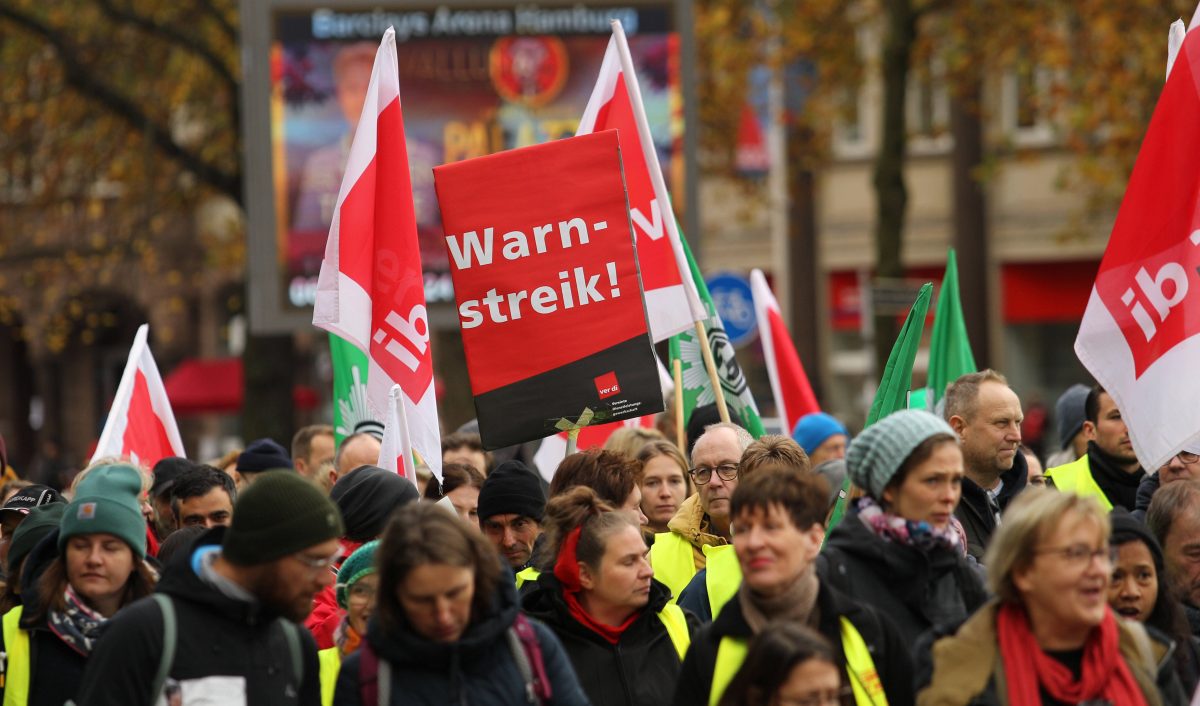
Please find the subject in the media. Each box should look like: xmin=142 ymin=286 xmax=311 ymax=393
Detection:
xmin=9 ymin=503 xmax=67 ymax=573
xmin=222 ymin=471 xmax=344 ymax=566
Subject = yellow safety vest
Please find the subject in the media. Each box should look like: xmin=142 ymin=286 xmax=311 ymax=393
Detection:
xmin=702 ymin=544 xmax=741 ymax=620
xmin=1045 ymin=455 xmax=1113 ymax=512
xmin=1 ymin=606 xmax=29 ymax=706
xmin=657 ymin=603 xmax=691 ymax=660
xmin=708 ymin=616 xmax=887 ymax=706
xmin=515 ymin=566 xmax=541 ymax=590
xmin=650 ymin=532 xmax=700 ymax=604
xmin=317 ymin=646 xmax=340 ymax=706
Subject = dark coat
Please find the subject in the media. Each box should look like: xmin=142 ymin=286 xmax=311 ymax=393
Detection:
xmin=955 ymin=452 xmax=1028 ymax=560
xmin=334 ymin=563 xmax=589 ymax=705
xmin=74 ymin=527 xmax=322 ymax=706
xmin=522 ymin=575 xmax=697 ymax=706
xmin=670 ymin=581 xmax=914 ymax=706
xmin=819 ymin=509 xmax=988 ymax=645
xmin=1134 ymin=471 xmax=1160 ymax=523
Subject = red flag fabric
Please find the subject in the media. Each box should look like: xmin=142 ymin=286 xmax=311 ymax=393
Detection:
xmin=312 ymin=28 xmax=441 ymax=481
xmin=576 ymin=21 xmax=704 ymax=341
xmin=1075 ymin=28 xmax=1200 ymax=470
xmin=750 ymin=270 xmax=820 ymax=431
xmin=92 ymin=324 xmax=185 ymax=467
xmin=533 ymin=415 xmax=657 ymax=482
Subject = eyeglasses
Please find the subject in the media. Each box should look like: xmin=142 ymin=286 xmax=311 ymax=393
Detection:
xmin=348 ymin=583 xmax=377 ymax=601
xmin=1177 ymin=451 xmax=1199 ymax=465
xmin=688 ymin=463 xmax=739 ymax=485
xmin=1035 ymin=543 xmax=1113 ymax=568
xmin=778 ymin=686 xmax=854 ymax=706
xmin=292 ymin=548 xmax=343 ymax=573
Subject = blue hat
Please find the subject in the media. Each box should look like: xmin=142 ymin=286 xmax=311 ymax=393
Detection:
xmin=237 ymin=438 xmax=293 ymax=473
xmin=791 ymin=413 xmax=849 ymax=455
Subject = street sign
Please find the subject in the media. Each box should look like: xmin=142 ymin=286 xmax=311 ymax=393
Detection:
xmin=707 ymin=271 xmax=758 ymax=347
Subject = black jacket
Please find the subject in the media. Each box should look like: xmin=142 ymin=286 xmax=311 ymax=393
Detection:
xmin=335 ymin=563 xmax=589 ymax=705
xmin=819 ymin=508 xmax=988 ymax=645
xmin=523 ymin=574 xmax=697 ymax=706
xmin=74 ymin=527 xmax=322 ymax=706
xmin=670 ymin=581 xmax=914 ymax=706
xmin=955 ymin=452 xmax=1028 ymax=560
xmin=1085 ymin=441 xmax=1145 ymax=512
xmin=1134 ymin=468 xmax=1161 ymax=523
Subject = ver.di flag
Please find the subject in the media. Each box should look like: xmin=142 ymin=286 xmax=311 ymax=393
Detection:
xmin=577 ymin=20 xmax=705 ymax=341
xmin=1075 ymin=26 xmax=1200 ymax=470
xmin=312 ymin=27 xmax=441 ymax=482
xmin=750 ymin=269 xmax=820 ymax=432
xmin=669 ymin=236 xmax=765 ymax=437
xmin=92 ymin=324 xmax=186 ymax=467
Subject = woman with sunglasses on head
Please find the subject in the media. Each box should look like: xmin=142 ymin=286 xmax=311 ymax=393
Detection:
xmin=920 ymin=489 xmax=1187 ymax=705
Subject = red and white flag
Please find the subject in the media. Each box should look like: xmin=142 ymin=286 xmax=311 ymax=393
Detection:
xmin=577 ymin=20 xmax=705 ymax=342
xmin=750 ymin=270 xmax=820 ymax=432
xmin=1075 ymin=27 xmax=1200 ymax=470
xmin=313 ymin=27 xmax=441 ymax=482
xmin=92 ymin=324 xmax=185 ymax=467
xmin=533 ymin=415 xmax=657 ymax=482
xmin=378 ymin=384 xmax=418 ymax=485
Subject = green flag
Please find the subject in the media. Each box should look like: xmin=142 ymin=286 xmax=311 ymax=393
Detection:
xmin=329 ymin=333 xmax=374 ymax=444
xmin=925 ymin=249 xmax=977 ymax=407
xmin=668 ymin=236 xmax=765 ymax=438
xmin=826 ymin=282 xmax=933 ymax=532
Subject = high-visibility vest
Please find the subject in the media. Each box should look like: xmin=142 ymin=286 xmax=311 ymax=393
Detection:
xmin=317 ymin=646 xmax=340 ymax=706
xmin=657 ymin=603 xmax=691 ymax=660
xmin=650 ymin=532 xmax=701 ymax=603
xmin=708 ymin=616 xmax=887 ymax=706
xmin=1 ymin=606 xmax=29 ymax=706
xmin=1045 ymin=455 xmax=1113 ymax=512
xmin=515 ymin=566 xmax=541 ymax=589
xmin=702 ymin=544 xmax=741 ymax=620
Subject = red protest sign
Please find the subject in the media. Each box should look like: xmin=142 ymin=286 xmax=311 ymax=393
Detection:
xmin=434 ymin=130 xmax=663 ymax=448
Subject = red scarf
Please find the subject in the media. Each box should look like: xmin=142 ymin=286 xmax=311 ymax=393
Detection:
xmin=553 ymin=526 xmax=639 ymax=644
xmin=996 ymin=603 xmax=1148 ymax=706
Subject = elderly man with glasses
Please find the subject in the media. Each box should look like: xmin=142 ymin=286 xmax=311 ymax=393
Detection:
xmin=1133 ymin=444 xmax=1200 ymax=522
xmin=649 ymin=422 xmax=753 ymax=603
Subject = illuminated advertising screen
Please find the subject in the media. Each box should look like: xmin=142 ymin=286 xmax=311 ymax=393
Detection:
xmin=243 ymin=1 xmax=687 ymax=332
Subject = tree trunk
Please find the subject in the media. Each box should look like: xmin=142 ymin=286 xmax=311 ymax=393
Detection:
xmin=787 ymin=154 xmax=822 ymax=403
xmin=950 ymin=77 xmax=990 ymax=369
xmin=872 ymin=0 xmax=917 ymax=374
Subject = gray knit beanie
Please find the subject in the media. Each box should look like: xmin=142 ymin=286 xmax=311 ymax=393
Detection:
xmin=846 ymin=409 xmax=957 ymax=498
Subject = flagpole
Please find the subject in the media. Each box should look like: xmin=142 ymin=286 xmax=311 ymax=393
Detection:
xmin=673 ymin=358 xmax=686 ymax=452
xmin=694 ymin=321 xmax=731 ymax=423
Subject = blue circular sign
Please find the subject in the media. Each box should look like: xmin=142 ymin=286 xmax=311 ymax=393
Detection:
xmin=706 ymin=271 xmax=757 ymax=347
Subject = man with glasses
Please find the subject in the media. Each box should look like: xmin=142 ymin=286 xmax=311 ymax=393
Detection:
xmin=649 ymin=422 xmax=753 ymax=602
xmin=1133 ymin=446 xmax=1200 ymax=522
xmin=76 ymin=472 xmax=342 ymax=706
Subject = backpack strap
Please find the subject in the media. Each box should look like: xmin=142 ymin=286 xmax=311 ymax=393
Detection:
xmin=359 ymin=639 xmax=381 ymax=706
xmin=151 ymin=594 xmax=178 ymax=704
xmin=278 ymin=619 xmax=304 ymax=690
xmin=510 ymin=613 xmax=552 ymax=704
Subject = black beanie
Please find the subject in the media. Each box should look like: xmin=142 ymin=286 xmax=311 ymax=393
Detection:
xmin=330 ymin=466 xmax=420 ymax=542
xmin=222 ymin=472 xmax=344 ymax=566
xmin=237 ymin=438 xmax=293 ymax=473
xmin=478 ymin=460 xmax=545 ymax=522
xmin=1110 ymin=509 xmax=1165 ymax=571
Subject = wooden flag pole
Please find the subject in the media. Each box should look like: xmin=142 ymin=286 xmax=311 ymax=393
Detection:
xmin=673 ymin=358 xmax=686 ymax=453
xmin=694 ymin=320 xmax=731 ymax=423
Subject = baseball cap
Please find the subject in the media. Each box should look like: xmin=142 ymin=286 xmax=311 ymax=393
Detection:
xmin=0 ymin=485 xmax=62 ymax=518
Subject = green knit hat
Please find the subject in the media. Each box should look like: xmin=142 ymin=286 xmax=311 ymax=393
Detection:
xmin=336 ymin=540 xmax=379 ymax=609
xmin=59 ymin=463 xmax=147 ymax=558
xmin=222 ymin=471 xmax=344 ymax=566
xmin=9 ymin=503 xmax=67 ymax=572
xmin=846 ymin=409 xmax=957 ymax=498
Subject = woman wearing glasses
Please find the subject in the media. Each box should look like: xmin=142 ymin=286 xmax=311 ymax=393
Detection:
xmin=820 ymin=409 xmax=987 ymax=645
xmin=317 ymin=541 xmax=378 ymax=706
xmin=920 ymin=489 xmax=1187 ymax=706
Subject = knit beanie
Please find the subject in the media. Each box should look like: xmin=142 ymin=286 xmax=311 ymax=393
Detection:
xmin=336 ymin=540 xmax=379 ymax=609
xmin=846 ymin=409 xmax=957 ymax=498
xmin=222 ymin=471 xmax=344 ymax=566
xmin=237 ymin=438 xmax=293 ymax=473
xmin=1055 ymin=384 xmax=1091 ymax=450
xmin=59 ymin=464 xmax=148 ymax=558
xmin=9 ymin=503 xmax=66 ymax=572
xmin=1110 ymin=509 xmax=1165 ymax=571
xmin=791 ymin=412 xmax=850 ymax=455
xmin=478 ymin=460 xmax=546 ymax=522
xmin=330 ymin=465 xmax=420 ymax=542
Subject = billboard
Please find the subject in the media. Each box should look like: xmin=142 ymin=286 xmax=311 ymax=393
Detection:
xmin=242 ymin=0 xmax=692 ymax=333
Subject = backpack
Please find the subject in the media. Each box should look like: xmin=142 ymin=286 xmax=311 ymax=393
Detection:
xmin=357 ymin=612 xmax=551 ymax=706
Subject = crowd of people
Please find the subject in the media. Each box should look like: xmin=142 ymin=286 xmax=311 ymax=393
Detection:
xmin=0 ymin=368 xmax=1196 ymax=704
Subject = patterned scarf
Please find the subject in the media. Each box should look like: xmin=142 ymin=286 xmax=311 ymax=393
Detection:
xmin=334 ymin=615 xmax=363 ymax=657
xmin=855 ymin=496 xmax=966 ymax=556
xmin=48 ymin=585 xmax=110 ymax=657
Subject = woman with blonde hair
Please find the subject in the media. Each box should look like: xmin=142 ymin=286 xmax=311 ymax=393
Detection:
xmin=920 ymin=489 xmax=1187 ymax=705
xmin=636 ymin=440 xmax=692 ymax=535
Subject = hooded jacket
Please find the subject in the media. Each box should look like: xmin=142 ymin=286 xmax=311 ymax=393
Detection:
xmin=955 ymin=451 xmax=1028 ymax=560
xmin=73 ymin=527 xmax=322 ymax=706
xmin=334 ymin=564 xmax=588 ymax=705
xmin=819 ymin=509 xmax=988 ymax=645
xmin=522 ymin=574 xmax=697 ymax=706
xmin=670 ymin=580 xmax=914 ymax=706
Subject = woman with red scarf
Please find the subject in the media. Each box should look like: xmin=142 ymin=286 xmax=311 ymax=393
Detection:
xmin=522 ymin=486 xmax=696 ymax=706
xmin=919 ymin=489 xmax=1188 ymax=706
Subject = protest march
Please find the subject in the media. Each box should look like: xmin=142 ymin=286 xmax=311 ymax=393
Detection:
xmin=9 ymin=5 xmax=1200 ymax=706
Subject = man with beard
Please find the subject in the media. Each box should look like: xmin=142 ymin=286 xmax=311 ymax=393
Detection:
xmin=74 ymin=472 xmax=341 ymax=705
xmin=1046 ymin=385 xmax=1146 ymax=512
xmin=944 ymin=370 xmax=1028 ymax=561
